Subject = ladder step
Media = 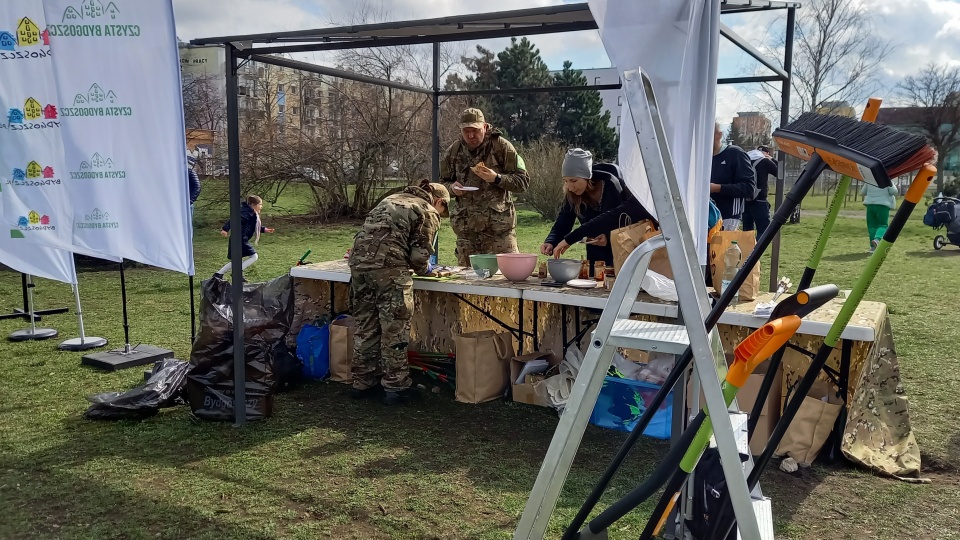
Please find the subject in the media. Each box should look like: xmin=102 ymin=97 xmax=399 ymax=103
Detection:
xmin=605 ymin=320 xmax=690 ymax=355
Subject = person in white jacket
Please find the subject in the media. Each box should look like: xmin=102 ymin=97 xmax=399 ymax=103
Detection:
xmin=861 ymin=182 xmax=898 ymax=252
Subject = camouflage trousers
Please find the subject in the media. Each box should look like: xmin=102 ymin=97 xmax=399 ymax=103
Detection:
xmin=349 ymin=267 xmax=413 ymax=392
xmin=454 ymin=231 xmax=519 ymax=266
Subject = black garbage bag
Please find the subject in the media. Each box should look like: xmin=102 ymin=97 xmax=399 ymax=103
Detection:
xmin=85 ymin=358 xmax=192 ymax=420
xmin=186 ymin=274 xmax=294 ymax=421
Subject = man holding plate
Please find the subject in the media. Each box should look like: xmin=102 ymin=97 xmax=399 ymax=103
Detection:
xmin=439 ymin=108 xmax=530 ymax=266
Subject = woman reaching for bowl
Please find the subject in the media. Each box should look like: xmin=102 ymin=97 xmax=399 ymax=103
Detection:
xmin=542 ymin=148 xmax=656 ymax=268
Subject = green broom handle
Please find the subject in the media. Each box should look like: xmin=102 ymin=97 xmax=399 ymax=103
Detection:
xmin=710 ymin=164 xmax=936 ymax=540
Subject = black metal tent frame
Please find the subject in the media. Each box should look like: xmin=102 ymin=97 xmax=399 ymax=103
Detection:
xmin=192 ymin=0 xmax=800 ymax=425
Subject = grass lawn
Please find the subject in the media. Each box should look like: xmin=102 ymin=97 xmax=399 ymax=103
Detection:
xmin=1 ymin=183 xmax=959 ymax=539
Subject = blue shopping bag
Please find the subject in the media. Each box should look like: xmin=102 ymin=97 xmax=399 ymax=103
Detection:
xmin=296 ymin=316 xmax=340 ymax=379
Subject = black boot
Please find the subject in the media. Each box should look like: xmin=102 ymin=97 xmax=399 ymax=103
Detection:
xmin=349 ymin=383 xmax=382 ymax=400
xmin=382 ymin=387 xmax=418 ymax=406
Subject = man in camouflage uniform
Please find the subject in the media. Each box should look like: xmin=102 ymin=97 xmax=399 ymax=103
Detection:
xmin=348 ymin=181 xmax=449 ymax=406
xmin=439 ymin=108 xmax=530 ymax=266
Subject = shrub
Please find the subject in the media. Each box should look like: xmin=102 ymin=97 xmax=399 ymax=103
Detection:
xmin=518 ymin=139 xmax=568 ymax=221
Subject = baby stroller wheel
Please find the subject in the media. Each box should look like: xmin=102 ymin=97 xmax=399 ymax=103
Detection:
xmin=934 ymin=235 xmax=946 ymax=250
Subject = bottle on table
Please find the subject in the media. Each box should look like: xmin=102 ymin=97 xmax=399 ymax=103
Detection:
xmin=538 ymin=261 xmax=547 ymax=279
xmin=721 ymin=240 xmax=742 ymax=303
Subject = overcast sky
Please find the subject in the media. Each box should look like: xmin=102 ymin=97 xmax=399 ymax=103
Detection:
xmin=172 ymin=0 xmax=960 ymax=130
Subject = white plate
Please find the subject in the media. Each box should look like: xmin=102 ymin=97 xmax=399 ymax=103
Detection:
xmin=457 ymin=186 xmax=480 ymax=192
xmin=566 ymin=279 xmax=599 ymax=289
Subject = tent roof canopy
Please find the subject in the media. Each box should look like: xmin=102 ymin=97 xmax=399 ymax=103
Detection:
xmin=191 ymin=1 xmax=801 ymax=54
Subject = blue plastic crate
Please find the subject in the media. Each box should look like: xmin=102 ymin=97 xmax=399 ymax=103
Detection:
xmin=589 ymin=376 xmax=673 ymax=440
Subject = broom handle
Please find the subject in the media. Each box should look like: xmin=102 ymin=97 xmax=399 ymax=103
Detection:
xmin=562 ymin=156 xmax=828 ymax=539
xmin=747 ymin=98 xmax=882 ymax=437
xmin=708 ymin=164 xmax=936 ymax=540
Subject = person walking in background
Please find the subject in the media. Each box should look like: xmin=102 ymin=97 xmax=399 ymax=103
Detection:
xmin=709 ymin=123 xmax=756 ymax=231
xmin=439 ymin=107 xmax=530 ymax=265
xmin=348 ymin=180 xmax=449 ymax=406
xmin=214 ymin=195 xmax=274 ymax=281
xmin=862 ymin=182 xmax=898 ymax=252
xmin=742 ymin=145 xmax=777 ymax=238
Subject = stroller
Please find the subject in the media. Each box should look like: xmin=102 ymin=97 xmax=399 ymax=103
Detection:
xmin=923 ymin=196 xmax=960 ymax=250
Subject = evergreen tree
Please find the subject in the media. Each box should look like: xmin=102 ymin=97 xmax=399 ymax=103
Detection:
xmin=727 ymin=123 xmax=745 ymax=148
xmin=551 ymin=61 xmax=619 ymax=160
xmin=489 ymin=38 xmax=554 ymax=143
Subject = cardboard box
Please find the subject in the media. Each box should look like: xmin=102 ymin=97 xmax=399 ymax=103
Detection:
xmin=511 ymin=351 xmax=560 ymax=407
xmin=685 ymin=355 xmax=783 ymax=456
xmin=735 ymin=361 xmax=783 ymax=456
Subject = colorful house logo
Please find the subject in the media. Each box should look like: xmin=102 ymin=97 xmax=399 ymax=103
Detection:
xmin=26 ymin=161 xmax=42 ymax=178
xmin=0 ymin=31 xmax=15 ymax=51
xmin=42 ymin=166 xmax=55 ymax=178
xmin=16 ymin=17 xmax=40 ymax=47
xmin=17 ymin=211 xmax=52 ymax=228
xmin=12 ymin=168 xmax=25 ymax=181
xmin=23 ymin=97 xmax=42 ymax=120
xmin=7 ymin=108 xmax=24 ymax=124
xmin=43 ymin=104 xmax=57 ymax=119
xmin=63 ymin=6 xmax=82 ymax=21
xmin=41 ymin=28 xmax=49 ymax=46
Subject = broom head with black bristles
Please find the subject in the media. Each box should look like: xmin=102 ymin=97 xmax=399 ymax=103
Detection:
xmin=774 ymin=112 xmax=936 ymax=188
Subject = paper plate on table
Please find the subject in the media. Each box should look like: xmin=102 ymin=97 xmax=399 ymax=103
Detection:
xmin=566 ymin=279 xmax=599 ymax=289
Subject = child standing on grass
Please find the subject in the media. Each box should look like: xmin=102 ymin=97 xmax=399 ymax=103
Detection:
xmin=214 ymin=195 xmax=274 ymax=281
xmin=861 ymin=183 xmax=898 ymax=252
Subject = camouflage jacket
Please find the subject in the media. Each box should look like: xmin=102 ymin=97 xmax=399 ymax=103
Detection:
xmin=439 ymin=129 xmax=529 ymax=235
xmin=348 ymin=186 xmax=440 ymax=274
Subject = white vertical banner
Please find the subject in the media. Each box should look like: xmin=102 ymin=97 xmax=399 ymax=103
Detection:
xmin=588 ymin=0 xmax=720 ymax=263
xmin=0 ymin=0 xmax=79 ymax=255
xmin=42 ymin=0 xmax=194 ymax=275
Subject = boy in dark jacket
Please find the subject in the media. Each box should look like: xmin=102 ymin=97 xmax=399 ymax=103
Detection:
xmin=743 ymin=146 xmax=777 ymax=238
xmin=709 ymin=123 xmax=756 ymax=230
xmin=214 ymin=195 xmax=274 ymax=281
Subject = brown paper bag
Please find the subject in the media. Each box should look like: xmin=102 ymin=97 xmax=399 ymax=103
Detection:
xmin=610 ymin=217 xmax=673 ymax=279
xmin=328 ymin=317 xmax=356 ymax=384
xmin=455 ymin=330 xmax=515 ymax=404
xmin=709 ymin=230 xmax=761 ymax=301
xmin=775 ymin=381 xmax=843 ymax=465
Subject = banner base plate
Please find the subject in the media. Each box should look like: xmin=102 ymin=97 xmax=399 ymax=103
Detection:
xmin=82 ymin=344 xmax=173 ymax=371
xmin=9 ymin=327 xmax=58 ymax=341
xmin=60 ymin=336 xmax=108 ymax=351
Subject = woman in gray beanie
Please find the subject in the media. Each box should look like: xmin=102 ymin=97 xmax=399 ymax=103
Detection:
xmin=542 ymin=148 xmax=642 ymax=270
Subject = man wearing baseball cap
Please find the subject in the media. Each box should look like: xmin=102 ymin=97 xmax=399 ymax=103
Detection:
xmin=439 ymin=107 xmax=530 ymax=265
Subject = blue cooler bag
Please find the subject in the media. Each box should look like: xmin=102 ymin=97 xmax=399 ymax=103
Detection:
xmin=589 ymin=376 xmax=674 ymax=440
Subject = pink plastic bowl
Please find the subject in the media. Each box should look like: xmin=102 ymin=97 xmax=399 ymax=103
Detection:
xmin=496 ymin=253 xmax=538 ymax=282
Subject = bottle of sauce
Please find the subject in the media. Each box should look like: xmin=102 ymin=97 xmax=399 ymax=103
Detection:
xmin=579 ymin=259 xmax=590 ymax=280
xmin=538 ymin=261 xmax=548 ymax=279
xmin=594 ymin=261 xmax=606 ymax=282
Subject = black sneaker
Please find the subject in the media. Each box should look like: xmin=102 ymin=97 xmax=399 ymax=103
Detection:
xmin=212 ymin=273 xmax=224 ymax=280
xmin=349 ymin=384 xmax=382 ymax=400
xmin=382 ymin=388 xmax=418 ymax=406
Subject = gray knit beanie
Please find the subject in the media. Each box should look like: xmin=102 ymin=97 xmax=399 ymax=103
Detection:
xmin=561 ymin=148 xmax=593 ymax=179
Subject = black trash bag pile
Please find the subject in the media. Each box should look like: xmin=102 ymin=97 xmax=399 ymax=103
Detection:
xmin=85 ymin=358 xmax=192 ymax=420
xmin=185 ymin=274 xmax=295 ymax=421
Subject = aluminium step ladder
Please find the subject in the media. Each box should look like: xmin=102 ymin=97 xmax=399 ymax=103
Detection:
xmin=513 ymin=68 xmax=768 ymax=540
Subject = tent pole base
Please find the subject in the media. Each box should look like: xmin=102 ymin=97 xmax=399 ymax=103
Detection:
xmin=9 ymin=327 xmax=59 ymax=341
xmin=59 ymin=336 xmax=109 ymax=351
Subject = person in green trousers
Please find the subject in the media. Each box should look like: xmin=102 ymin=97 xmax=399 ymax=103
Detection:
xmin=861 ymin=182 xmax=899 ymax=252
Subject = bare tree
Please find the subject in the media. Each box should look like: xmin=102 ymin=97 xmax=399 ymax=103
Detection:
xmin=182 ymin=74 xmax=226 ymax=133
xmin=897 ymin=63 xmax=960 ymax=193
xmin=751 ymin=0 xmax=895 ymax=118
